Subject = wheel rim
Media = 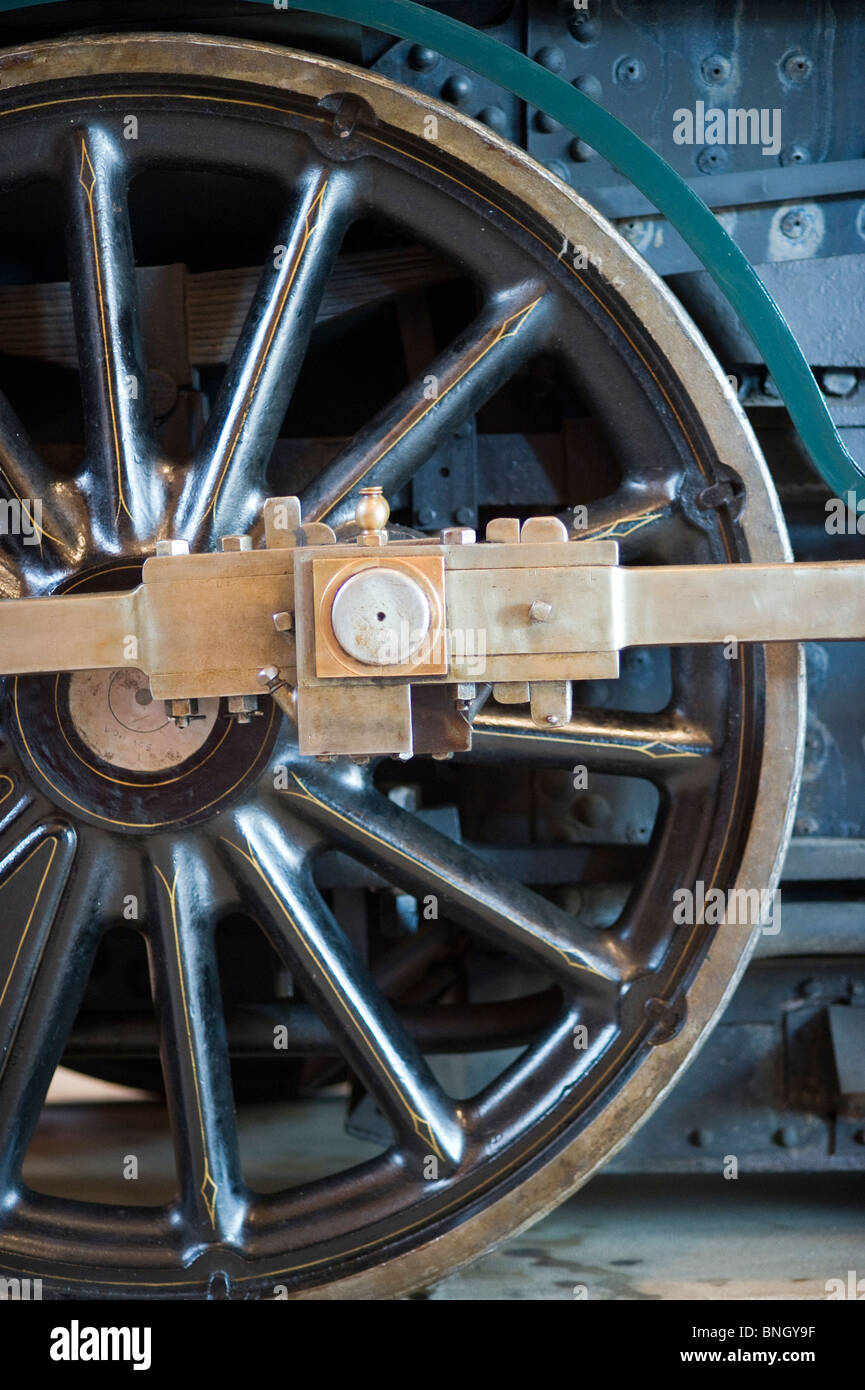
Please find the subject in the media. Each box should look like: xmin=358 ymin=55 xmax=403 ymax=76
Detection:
xmin=0 ymin=34 xmax=803 ymax=1298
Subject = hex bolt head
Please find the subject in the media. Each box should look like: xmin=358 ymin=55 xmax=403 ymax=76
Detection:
xmin=156 ymin=538 xmax=190 ymax=557
xmin=440 ymin=526 xmax=476 ymax=545
xmin=164 ymin=696 xmax=204 ymax=727
xmin=221 ymin=534 xmax=252 ymax=552
xmin=529 ymin=599 xmax=553 ymax=623
xmin=273 ymin=611 xmax=294 ymax=632
xmin=227 ymin=694 xmax=260 ymax=723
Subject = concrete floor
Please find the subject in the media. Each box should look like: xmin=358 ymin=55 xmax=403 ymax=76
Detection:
xmin=420 ymin=1174 xmax=865 ymax=1300
xmin=27 ymin=1077 xmax=865 ymax=1300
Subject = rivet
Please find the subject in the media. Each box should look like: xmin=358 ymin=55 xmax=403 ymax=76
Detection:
xmin=569 ymin=14 xmax=600 ymax=44
xmin=573 ymin=74 xmax=602 ymax=100
xmin=780 ymin=206 xmax=815 ymax=240
xmin=645 ymin=995 xmax=685 ymax=1044
xmin=700 ymin=53 xmax=731 ymax=85
xmin=688 ymin=1128 xmax=713 ymax=1148
xmin=478 ymin=105 xmax=507 ymax=132
xmin=408 ymin=45 xmax=438 ymax=72
xmin=822 ymin=371 xmax=857 ymax=398
xmin=442 ymin=74 xmax=472 ymax=105
xmin=535 ymin=109 xmax=561 ymax=134
xmin=569 ymin=137 xmax=595 ymax=161
xmin=782 ymin=50 xmax=813 ymax=83
xmin=535 ymin=46 xmax=566 ymax=74
xmin=780 ymin=143 xmax=811 ymax=166
xmin=614 ymin=55 xmax=645 ymax=86
xmin=545 ymin=159 xmax=571 ymax=184
xmin=697 ymin=146 xmax=728 ymax=174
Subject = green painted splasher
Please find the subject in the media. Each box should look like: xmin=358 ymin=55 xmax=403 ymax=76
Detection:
xmin=248 ymin=0 xmax=863 ymax=500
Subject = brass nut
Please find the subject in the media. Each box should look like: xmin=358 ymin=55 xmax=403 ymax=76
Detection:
xmin=227 ymin=693 xmax=261 ymax=723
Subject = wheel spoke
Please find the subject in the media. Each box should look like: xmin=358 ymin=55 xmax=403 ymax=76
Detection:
xmin=279 ymin=766 xmax=628 ymax=984
xmin=0 ymin=825 xmax=94 ymax=1196
xmin=65 ymin=128 xmax=162 ymax=544
xmin=177 ymin=170 xmax=352 ymax=548
xmin=0 ymin=772 xmax=40 ymax=860
xmin=301 ymin=287 xmax=549 ymax=527
xmin=613 ymin=773 xmax=721 ymax=967
xmin=471 ymin=997 xmax=616 ymax=1128
xmin=0 ymin=398 xmax=84 ymax=575
xmin=148 ymin=847 xmax=246 ymax=1244
xmin=555 ymin=326 xmax=687 ymax=495
xmin=471 ymin=705 xmax=715 ymax=780
xmin=221 ymin=805 xmax=465 ymax=1171
xmin=566 ymin=483 xmax=675 ymax=556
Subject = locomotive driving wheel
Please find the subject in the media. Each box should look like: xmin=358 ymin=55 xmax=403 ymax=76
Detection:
xmin=0 ymin=33 xmax=802 ymax=1298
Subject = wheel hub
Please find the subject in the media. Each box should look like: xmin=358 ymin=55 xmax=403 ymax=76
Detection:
xmin=68 ymin=668 xmax=218 ymax=771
